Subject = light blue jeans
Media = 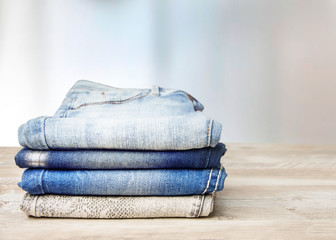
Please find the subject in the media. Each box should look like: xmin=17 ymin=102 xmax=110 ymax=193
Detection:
xmin=18 ymin=80 xmax=222 ymax=150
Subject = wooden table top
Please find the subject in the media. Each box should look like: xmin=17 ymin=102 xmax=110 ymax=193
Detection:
xmin=0 ymin=144 xmax=335 ymax=240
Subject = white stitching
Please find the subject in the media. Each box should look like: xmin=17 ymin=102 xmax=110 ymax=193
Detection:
xmin=206 ymin=119 xmax=213 ymax=147
xmin=213 ymin=167 xmax=222 ymax=193
xmin=201 ymin=168 xmax=213 ymax=194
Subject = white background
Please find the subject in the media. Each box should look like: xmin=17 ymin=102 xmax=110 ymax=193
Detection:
xmin=1 ymin=0 xmax=336 ymax=146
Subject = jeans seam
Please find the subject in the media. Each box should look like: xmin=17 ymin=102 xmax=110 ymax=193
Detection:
xmin=32 ymin=195 xmax=39 ymax=216
xmin=70 ymin=90 xmax=151 ymax=110
xmin=202 ymin=168 xmax=213 ymax=194
xmin=196 ymin=195 xmax=205 ymax=217
xmin=204 ymin=147 xmax=212 ymax=168
xmin=206 ymin=119 xmax=213 ymax=147
xmin=213 ymin=167 xmax=222 ymax=193
xmin=40 ymin=169 xmax=46 ymax=194
xmin=42 ymin=117 xmax=51 ymax=150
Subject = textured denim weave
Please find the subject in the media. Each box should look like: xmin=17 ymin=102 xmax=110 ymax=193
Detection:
xmin=18 ymin=80 xmax=222 ymax=150
xmin=20 ymin=193 xmax=215 ymax=218
xmin=18 ymin=166 xmax=226 ymax=196
xmin=15 ymin=143 xmax=226 ymax=169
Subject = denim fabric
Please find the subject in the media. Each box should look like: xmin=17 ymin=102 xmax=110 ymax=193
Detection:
xmin=15 ymin=143 xmax=226 ymax=169
xmin=18 ymin=80 xmax=222 ymax=150
xmin=18 ymin=166 xmax=227 ymax=196
xmin=20 ymin=193 xmax=215 ymax=218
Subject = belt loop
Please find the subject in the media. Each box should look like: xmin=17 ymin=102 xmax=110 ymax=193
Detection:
xmin=152 ymin=85 xmax=160 ymax=96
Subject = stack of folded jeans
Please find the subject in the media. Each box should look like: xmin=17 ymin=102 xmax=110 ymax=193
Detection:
xmin=15 ymin=80 xmax=227 ymax=218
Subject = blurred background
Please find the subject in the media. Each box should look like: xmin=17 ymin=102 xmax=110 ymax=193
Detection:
xmin=0 ymin=0 xmax=335 ymax=146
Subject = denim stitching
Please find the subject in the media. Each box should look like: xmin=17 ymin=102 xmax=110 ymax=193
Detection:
xmin=40 ymin=169 xmax=46 ymax=194
xmin=196 ymin=195 xmax=205 ymax=217
xmin=213 ymin=167 xmax=222 ymax=193
xmin=206 ymin=119 xmax=213 ymax=147
xmin=32 ymin=195 xmax=39 ymax=217
xmin=204 ymin=147 xmax=212 ymax=168
xmin=70 ymin=90 xmax=151 ymax=110
xmin=206 ymin=120 xmax=210 ymax=146
xmin=201 ymin=168 xmax=213 ymax=194
xmin=42 ymin=117 xmax=51 ymax=150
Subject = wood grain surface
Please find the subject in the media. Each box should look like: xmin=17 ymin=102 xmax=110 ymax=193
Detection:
xmin=0 ymin=144 xmax=335 ymax=240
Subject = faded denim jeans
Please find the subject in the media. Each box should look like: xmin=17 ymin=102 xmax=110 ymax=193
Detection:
xmin=18 ymin=80 xmax=222 ymax=150
xmin=15 ymin=143 xmax=226 ymax=169
xmin=18 ymin=166 xmax=227 ymax=196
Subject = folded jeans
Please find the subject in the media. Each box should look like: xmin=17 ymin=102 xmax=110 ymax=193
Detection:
xmin=20 ymin=193 xmax=215 ymax=218
xmin=18 ymin=166 xmax=227 ymax=196
xmin=18 ymin=80 xmax=222 ymax=150
xmin=15 ymin=143 xmax=226 ymax=169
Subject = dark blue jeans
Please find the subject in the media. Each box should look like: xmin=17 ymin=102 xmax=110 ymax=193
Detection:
xmin=15 ymin=143 xmax=226 ymax=169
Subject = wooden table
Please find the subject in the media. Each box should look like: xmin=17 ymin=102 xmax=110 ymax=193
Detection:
xmin=1 ymin=144 xmax=335 ymax=240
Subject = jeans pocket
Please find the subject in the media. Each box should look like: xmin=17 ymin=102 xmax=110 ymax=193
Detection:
xmin=69 ymin=80 xmax=151 ymax=110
